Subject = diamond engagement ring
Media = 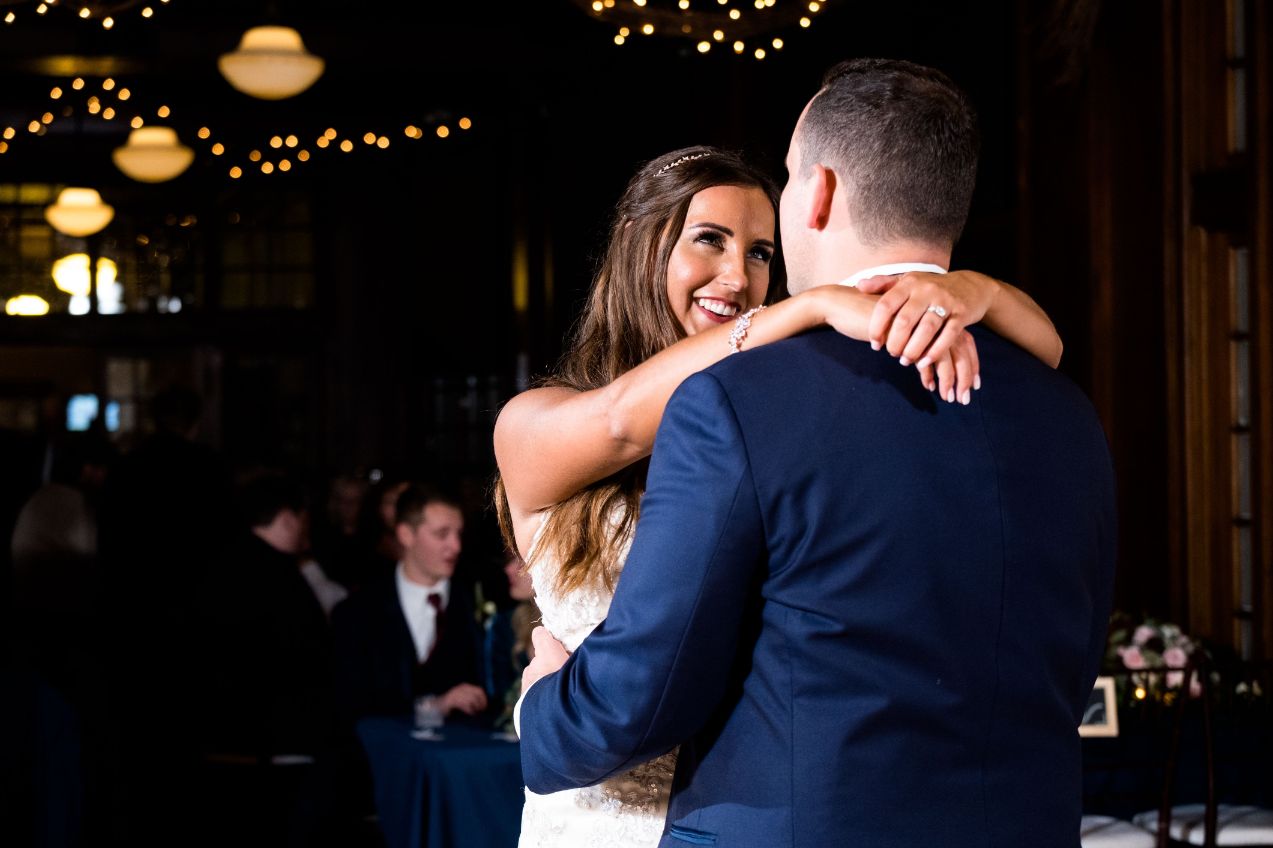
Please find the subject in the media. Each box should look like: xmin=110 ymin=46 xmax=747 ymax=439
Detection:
xmin=926 ymin=304 xmax=948 ymax=319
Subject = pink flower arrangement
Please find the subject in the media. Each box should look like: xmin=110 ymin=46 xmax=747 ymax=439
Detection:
xmin=1105 ymin=614 xmax=1205 ymax=700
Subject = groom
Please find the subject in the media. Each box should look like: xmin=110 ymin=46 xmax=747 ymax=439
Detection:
xmin=519 ymin=58 xmax=1116 ymax=847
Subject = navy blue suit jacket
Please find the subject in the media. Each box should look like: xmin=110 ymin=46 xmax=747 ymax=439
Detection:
xmin=519 ymin=327 xmax=1117 ymax=847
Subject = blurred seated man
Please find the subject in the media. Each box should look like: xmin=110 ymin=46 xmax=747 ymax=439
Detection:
xmin=331 ymin=484 xmax=487 ymax=725
xmin=199 ymin=473 xmax=334 ymax=759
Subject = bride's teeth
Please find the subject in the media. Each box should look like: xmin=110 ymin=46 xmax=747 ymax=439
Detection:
xmin=697 ymin=299 xmax=738 ymax=317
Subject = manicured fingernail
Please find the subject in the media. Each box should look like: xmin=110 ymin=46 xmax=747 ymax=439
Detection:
xmin=871 ymin=340 xmax=881 ymax=351
xmin=899 ymin=356 xmax=910 ymax=367
xmin=918 ymin=357 xmax=931 ymax=368
xmin=961 ymin=390 xmax=971 ymax=405
xmin=946 ymin=389 xmax=955 ymax=403
xmin=974 ymin=375 xmax=982 ymax=391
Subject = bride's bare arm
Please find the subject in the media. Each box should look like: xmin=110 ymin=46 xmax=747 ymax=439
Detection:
xmin=494 ymin=288 xmax=875 ymax=543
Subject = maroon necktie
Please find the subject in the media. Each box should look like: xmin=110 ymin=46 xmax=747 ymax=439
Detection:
xmin=426 ymin=592 xmax=445 ymax=661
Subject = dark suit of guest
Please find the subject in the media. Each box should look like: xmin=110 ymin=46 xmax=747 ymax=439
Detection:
xmin=199 ymin=533 xmax=333 ymax=757
xmin=330 ymin=569 xmax=483 ymax=722
xmin=521 ymin=328 xmax=1117 ymax=848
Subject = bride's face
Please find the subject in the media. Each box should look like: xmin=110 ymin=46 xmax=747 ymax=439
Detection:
xmin=665 ymin=185 xmax=775 ymax=337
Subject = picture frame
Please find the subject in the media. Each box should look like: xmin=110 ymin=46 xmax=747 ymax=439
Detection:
xmin=1078 ymin=675 xmax=1119 ymax=738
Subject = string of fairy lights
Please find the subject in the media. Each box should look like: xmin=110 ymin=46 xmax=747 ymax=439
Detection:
xmin=1 ymin=0 xmax=173 ymax=30
xmin=577 ymin=0 xmax=828 ymax=60
xmin=0 ymin=75 xmax=476 ymax=181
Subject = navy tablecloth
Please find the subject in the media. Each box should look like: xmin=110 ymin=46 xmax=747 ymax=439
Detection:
xmin=356 ymin=717 xmax=524 ymax=848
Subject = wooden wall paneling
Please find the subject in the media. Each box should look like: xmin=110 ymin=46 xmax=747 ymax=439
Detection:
xmin=1250 ymin=0 xmax=1273 ymax=657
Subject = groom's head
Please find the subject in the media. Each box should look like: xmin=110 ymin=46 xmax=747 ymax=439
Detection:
xmin=781 ymin=58 xmax=980 ymax=292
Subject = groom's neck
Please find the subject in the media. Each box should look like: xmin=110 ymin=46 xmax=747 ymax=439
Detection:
xmin=816 ymin=235 xmax=952 ymax=286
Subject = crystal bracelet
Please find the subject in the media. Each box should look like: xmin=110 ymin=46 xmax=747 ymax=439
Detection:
xmin=728 ymin=305 xmax=767 ymax=354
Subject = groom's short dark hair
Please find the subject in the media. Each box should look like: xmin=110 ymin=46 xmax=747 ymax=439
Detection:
xmin=800 ymin=58 xmax=979 ymax=248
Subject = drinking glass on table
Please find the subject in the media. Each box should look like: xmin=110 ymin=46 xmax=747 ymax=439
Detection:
xmin=413 ymin=695 xmax=444 ymax=739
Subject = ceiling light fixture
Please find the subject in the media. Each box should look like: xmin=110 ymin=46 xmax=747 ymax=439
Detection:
xmin=45 ymin=187 xmax=114 ymax=237
xmin=218 ymin=25 xmax=324 ymax=100
xmin=112 ymin=125 xmax=194 ymax=182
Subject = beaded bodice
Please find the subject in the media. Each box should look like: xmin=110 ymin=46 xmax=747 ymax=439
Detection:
xmin=518 ymin=510 xmax=678 ymax=848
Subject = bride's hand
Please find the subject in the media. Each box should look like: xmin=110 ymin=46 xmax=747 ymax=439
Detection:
xmin=809 ymin=280 xmax=981 ymax=404
xmin=858 ymin=269 xmax=999 ymax=365
xmin=522 ymin=627 xmax=570 ymax=693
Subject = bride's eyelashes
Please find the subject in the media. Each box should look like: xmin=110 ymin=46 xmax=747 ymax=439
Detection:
xmin=690 ymin=230 xmax=774 ymax=264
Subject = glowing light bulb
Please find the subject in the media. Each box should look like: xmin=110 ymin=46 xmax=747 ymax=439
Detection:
xmin=591 ymin=0 xmax=602 ymax=9
xmin=130 ymin=116 xmax=143 ymax=128
xmin=324 ymin=128 xmax=337 ymax=139
xmin=4 ymin=12 xmax=15 ymax=23
xmin=772 ymin=37 xmax=783 ymax=49
xmin=117 ymin=88 xmax=130 ymax=101
xmin=285 ymin=134 xmax=297 ymax=147
xmin=679 ymin=0 xmax=689 ymax=7
xmin=2 ymin=128 xmax=12 ymax=139
xmin=229 ymin=166 xmax=242 ymax=179
xmin=754 ymin=47 xmax=766 ymax=59
xmin=142 ymin=7 xmax=153 ymax=17
xmin=197 ymin=127 xmax=210 ymax=139
xmin=619 ymin=26 xmax=630 ymax=36
xmin=799 ymin=16 xmax=810 ymax=26
xmin=376 ymin=136 xmax=389 ymax=148
xmin=362 ymin=132 xmax=375 ymax=145
xmin=72 ymin=78 xmax=85 ymax=90
xmin=248 ymin=149 xmax=262 ymax=162
xmin=79 ymin=7 xmax=90 ymax=18
xmin=102 ymin=16 xmax=114 ymax=28
xmin=614 ymin=34 xmax=625 ymax=45
xmin=261 ymin=161 xmax=274 ymax=174
xmin=50 ymin=87 xmax=63 ymax=99
xmin=40 ymin=112 xmax=54 ymax=123
xmin=211 ymin=143 xmax=224 ymax=155
xmin=157 ymin=105 xmax=170 ymax=118
xmin=270 ymin=136 xmax=283 ymax=148
xmin=808 ymin=1 xmax=820 ymax=10
xmin=1134 ymin=686 xmax=1147 ymax=700
xmin=733 ymin=40 xmax=744 ymax=53
xmin=102 ymin=107 xmax=115 ymax=119
xmin=37 ymin=4 xmax=48 ymax=14
xmin=279 ymin=159 xmax=291 ymax=171
xmin=317 ymin=136 xmax=330 ymax=148
xmin=340 ymin=139 xmax=353 ymax=152
xmin=729 ymin=8 xmax=740 ymax=18
xmin=712 ymin=29 xmax=724 ymax=40
xmin=459 ymin=117 xmax=472 ymax=130
xmin=436 ymin=126 xmax=450 ymax=138
xmin=697 ymin=40 xmax=710 ymax=52
xmin=298 ymin=150 xmax=310 ymax=161
xmin=102 ymin=78 xmax=115 ymax=90
xmin=28 ymin=121 xmax=40 ymax=133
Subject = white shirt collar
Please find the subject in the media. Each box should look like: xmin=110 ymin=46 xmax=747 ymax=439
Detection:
xmin=395 ymin=563 xmax=450 ymax=607
xmin=838 ymin=262 xmax=947 ymax=288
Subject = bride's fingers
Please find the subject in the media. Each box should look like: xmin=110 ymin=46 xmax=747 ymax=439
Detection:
xmin=953 ymin=337 xmax=974 ymax=404
xmin=915 ymin=321 xmax=963 ymax=369
xmin=867 ymin=286 xmax=910 ymax=350
xmin=898 ymin=311 xmax=945 ymax=366
xmin=936 ymin=353 xmax=956 ymax=403
xmin=917 ymin=360 xmax=936 ymax=392
xmin=885 ymin=298 xmax=931 ymax=359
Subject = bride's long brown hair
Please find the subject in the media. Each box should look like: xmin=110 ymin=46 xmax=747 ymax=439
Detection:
xmin=495 ymin=145 xmax=784 ymax=596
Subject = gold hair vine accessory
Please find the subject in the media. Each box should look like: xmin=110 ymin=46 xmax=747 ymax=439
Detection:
xmin=655 ymin=152 xmax=711 ymax=176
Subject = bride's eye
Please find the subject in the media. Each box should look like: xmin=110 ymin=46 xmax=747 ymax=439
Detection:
xmin=748 ymin=245 xmax=774 ymax=263
xmin=693 ymin=231 xmax=724 ymax=248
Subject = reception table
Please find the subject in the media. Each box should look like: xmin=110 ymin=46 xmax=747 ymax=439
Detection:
xmin=356 ymin=717 xmax=524 ymax=848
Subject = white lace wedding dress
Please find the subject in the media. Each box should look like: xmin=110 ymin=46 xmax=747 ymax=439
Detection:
xmin=515 ymin=514 xmax=678 ymax=848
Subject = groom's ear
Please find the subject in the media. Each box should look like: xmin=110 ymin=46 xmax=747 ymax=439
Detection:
xmin=807 ymin=164 xmax=836 ymax=232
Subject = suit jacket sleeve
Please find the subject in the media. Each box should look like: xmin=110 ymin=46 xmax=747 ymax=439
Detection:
xmin=519 ymin=371 xmax=766 ymax=794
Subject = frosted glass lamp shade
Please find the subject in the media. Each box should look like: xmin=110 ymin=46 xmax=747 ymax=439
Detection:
xmin=112 ymin=126 xmax=195 ymax=183
xmin=218 ymin=26 xmax=325 ymax=100
xmin=45 ymin=188 xmax=115 ymax=237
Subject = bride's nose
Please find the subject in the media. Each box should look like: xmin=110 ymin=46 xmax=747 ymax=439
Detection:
xmin=717 ymin=255 xmax=749 ymax=293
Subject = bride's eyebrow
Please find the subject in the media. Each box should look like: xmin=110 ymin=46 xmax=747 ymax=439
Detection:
xmin=686 ymin=222 xmax=732 ymax=236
